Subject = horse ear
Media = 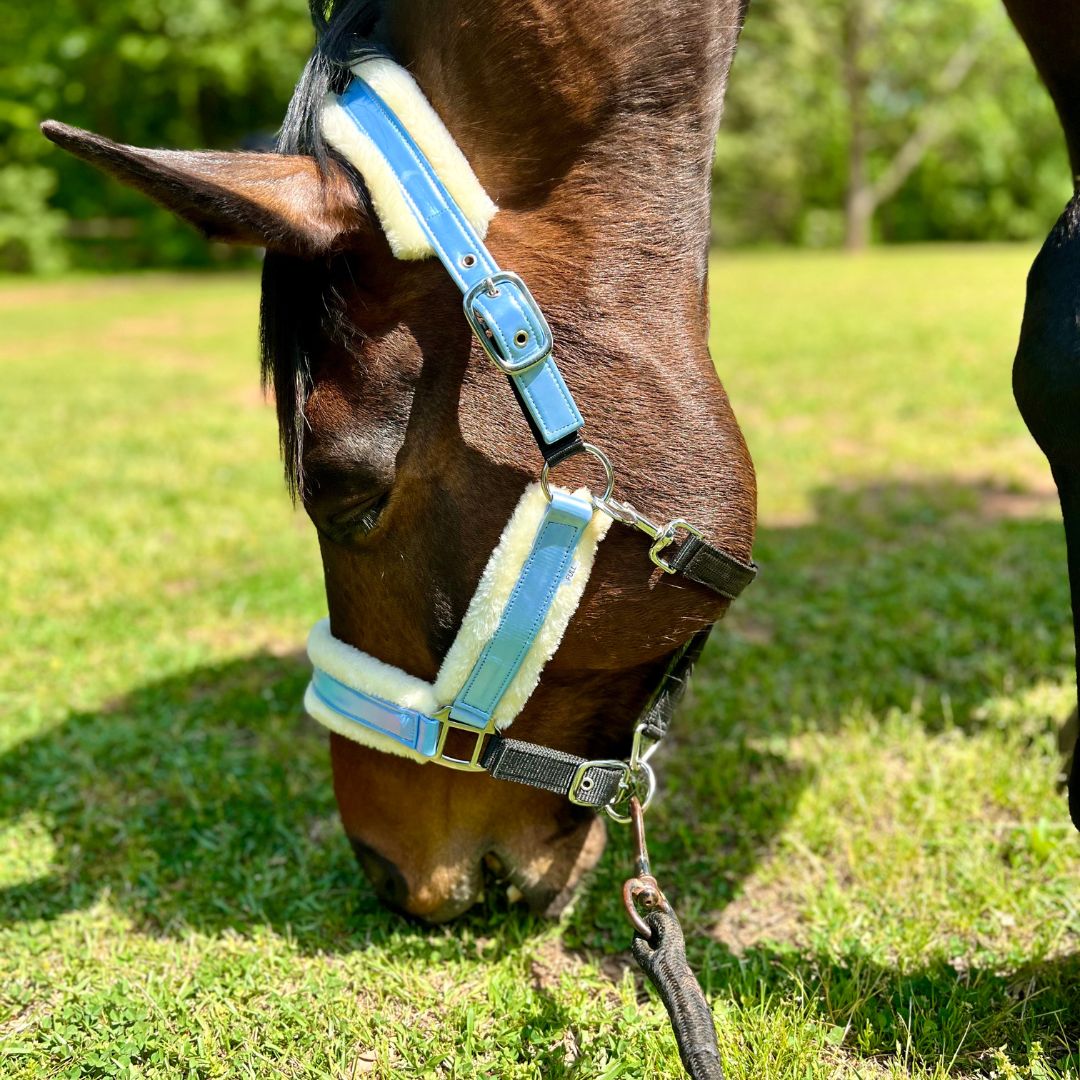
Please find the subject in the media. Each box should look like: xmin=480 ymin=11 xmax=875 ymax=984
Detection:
xmin=40 ymin=121 xmax=369 ymax=256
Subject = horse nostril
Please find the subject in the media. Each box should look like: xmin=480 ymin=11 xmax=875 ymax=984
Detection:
xmin=350 ymin=839 xmax=408 ymax=910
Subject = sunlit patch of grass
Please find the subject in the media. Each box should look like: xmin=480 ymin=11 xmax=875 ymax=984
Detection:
xmin=2 ymin=249 xmax=1078 ymax=1077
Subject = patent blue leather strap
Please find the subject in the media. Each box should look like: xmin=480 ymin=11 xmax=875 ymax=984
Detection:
xmin=308 ymin=489 xmax=592 ymax=756
xmin=338 ymin=78 xmax=584 ymax=448
xmin=309 ymin=668 xmax=442 ymax=757
xmin=450 ymin=490 xmax=593 ymax=728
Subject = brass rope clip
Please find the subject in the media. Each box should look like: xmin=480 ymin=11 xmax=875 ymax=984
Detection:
xmin=621 ymin=795 xmax=671 ymax=940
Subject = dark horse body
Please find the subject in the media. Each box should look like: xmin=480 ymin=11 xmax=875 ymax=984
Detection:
xmin=1004 ymin=1 xmax=1080 ymax=827
xmin=41 ymin=0 xmax=1080 ymax=920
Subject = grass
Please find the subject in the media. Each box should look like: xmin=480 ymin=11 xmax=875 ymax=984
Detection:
xmin=1 ymin=246 xmax=1078 ymax=1078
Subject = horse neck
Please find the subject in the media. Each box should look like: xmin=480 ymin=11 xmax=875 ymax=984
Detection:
xmin=381 ymin=0 xmax=745 ymax=308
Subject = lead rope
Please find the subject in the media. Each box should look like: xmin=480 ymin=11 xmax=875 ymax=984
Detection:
xmin=621 ymin=796 xmax=724 ymax=1080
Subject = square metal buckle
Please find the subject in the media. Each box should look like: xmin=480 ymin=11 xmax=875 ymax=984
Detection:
xmin=463 ymin=271 xmax=554 ymax=375
xmin=431 ymin=707 xmax=494 ymax=772
xmin=649 ymin=519 xmax=704 ymax=574
xmin=568 ymin=759 xmax=628 ymax=806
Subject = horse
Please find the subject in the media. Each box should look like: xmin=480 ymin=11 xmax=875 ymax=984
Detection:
xmin=40 ymin=0 xmax=1080 ymax=927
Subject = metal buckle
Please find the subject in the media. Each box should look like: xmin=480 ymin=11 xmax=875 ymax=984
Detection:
xmin=540 ymin=442 xmax=615 ymax=503
xmin=568 ymin=747 xmax=658 ymax=823
xmin=568 ymin=759 xmax=628 ymax=806
xmin=592 ymin=495 xmax=704 ymax=576
xmin=431 ymin=707 xmax=493 ymax=772
xmin=463 ymin=271 xmax=554 ymax=375
xmin=648 ymin=519 xmax=704 ymax=573
xmin=604 ymin=761 xmax=657 ymax=824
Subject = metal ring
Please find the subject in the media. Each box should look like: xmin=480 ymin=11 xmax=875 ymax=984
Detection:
xmin=604 ymin=761 xmax=657 ymax=823
xmin=540 ymin=442 xmax=615 ymax=504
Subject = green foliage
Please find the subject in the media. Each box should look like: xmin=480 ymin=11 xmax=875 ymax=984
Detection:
xmin=0 ymin=1 xmax=313 ymax=272
xmin=0 ymin=0 xmax=1075 ymax=269
xmin=0 ymin=164 xmax=67 ymax=273
xmin=715 ymin=0 xmax=1073 ymax=246
xmin=1 ymin=250 xmax=1078 ymax=1075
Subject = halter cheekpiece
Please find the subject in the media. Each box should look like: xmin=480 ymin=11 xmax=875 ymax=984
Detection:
xmin=304 ymin=55 xmax=757 ymax=816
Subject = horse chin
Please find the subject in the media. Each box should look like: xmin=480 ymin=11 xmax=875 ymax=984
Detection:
xmin=330 ymin=732 xmax=617 ymax=922
xmin=353 ymin=813 xmax=607 ymax=923
xmin=492 ymin=811 xmax=608 ymax=919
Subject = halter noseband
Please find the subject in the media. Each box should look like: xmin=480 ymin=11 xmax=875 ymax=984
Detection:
xmin=304 ymin=56 xmax=757 ymax=816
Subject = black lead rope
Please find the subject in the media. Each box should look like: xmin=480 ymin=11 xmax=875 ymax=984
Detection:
xmin=623 ymin=796 xmax=723 ymax=1079
xmin=632 ymin=909 xmax=724 ymax=1080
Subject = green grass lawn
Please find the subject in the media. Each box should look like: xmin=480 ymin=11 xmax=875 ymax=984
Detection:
xmin=1 ymin=247 xmax=1078 ymax=1078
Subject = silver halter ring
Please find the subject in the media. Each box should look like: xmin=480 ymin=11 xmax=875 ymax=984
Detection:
xmin=604 ymin=760 xmax=657 ymax=824
xmin=540 ymin=442 xmax=615 ymax=503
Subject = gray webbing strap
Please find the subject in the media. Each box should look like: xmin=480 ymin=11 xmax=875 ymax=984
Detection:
xmin=481 ymin=736 xmax=626 ymax=807
xmin=637 ymin=627 xmax=713 ymax=743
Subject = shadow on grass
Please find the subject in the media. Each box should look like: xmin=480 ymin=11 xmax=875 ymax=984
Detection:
xmin=1 ymin=476 xmax=1076 ymax=1068
xmin=702 ymin=475 xmax=1074 ymax=738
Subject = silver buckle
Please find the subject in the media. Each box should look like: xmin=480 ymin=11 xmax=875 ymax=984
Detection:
xmin=568 ymin=759 xmax=628 ymax=806
xmin=592 ymin=495 xmax=703 ymax=575
xmin=431 ymin=707 xmax=493 ymax=772
xmin=568 ymin=730 xmax=659 ymax=823
xmin=604 ymin=761 xmax=656 ymax=824
xmin=462 ymin=271 xmax=554 ymax=375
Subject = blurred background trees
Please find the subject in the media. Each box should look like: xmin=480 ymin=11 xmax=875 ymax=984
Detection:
xmin=0 ymin=1 xmax=312 ymax=272
xmin=0 ymin=0 xmax=1074 ymax=272
xmin=714 ymin=0 xmax=1073 ymax=248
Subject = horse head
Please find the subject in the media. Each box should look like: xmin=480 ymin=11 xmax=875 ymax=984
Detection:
xmin=43 ymin=0 xmax=755 ymax=921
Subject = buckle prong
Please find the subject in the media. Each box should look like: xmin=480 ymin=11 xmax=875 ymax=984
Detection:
xmin=463 ymin=271 xmax=552 ymax=374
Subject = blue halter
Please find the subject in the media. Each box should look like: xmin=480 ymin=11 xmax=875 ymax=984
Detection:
xmin=339 ymin=76 xmax=584 ymax=452
xmin=305 ymin=67 xmax=757 ymax=811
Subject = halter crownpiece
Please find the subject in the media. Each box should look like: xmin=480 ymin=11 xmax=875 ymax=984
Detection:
xmin=307 ymin=55 xmax=757 ymax=813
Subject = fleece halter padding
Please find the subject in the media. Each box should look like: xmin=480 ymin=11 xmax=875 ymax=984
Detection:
xmin=304 ymin=484 xmax=612 ymax=761
xmin=321 ymin=55 xmax=497 ymax=259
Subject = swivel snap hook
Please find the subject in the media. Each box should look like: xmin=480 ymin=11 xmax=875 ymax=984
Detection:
xmin=621 ymin=795 xmax=671 ymax=940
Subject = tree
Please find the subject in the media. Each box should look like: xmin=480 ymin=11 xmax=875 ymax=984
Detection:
xmin=0 ymin=1 xmax=314 ymax=271
xmin=714 ymin=0 xmax=1071 ymax=249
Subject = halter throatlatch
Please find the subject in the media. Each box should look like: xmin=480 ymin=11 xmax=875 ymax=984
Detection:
xmin=306 ymin=55 xmax=757 ymax=814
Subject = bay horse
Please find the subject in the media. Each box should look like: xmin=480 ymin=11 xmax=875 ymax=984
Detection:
xmin=40 ymin=0 xmax=1080 ymax=926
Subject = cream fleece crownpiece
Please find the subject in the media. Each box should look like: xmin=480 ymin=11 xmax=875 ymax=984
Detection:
xmin=320 ymin=55 xmax=498 ymax=259
xmin=304 ymin=484 xmax=612 ymax=762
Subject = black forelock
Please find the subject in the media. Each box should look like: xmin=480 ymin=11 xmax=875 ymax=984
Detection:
xmin=260 ymin=0 xmax=382 ymax=497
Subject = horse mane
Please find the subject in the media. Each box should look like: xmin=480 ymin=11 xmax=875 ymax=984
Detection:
xmin=260 ymin=0 xmax=381 ymax=496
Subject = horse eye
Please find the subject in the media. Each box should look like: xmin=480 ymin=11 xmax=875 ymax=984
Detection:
xmin=305 ymin=485 xmax=390 ymax=545
xmin=300 ymin=450 xmax=394 ymax=544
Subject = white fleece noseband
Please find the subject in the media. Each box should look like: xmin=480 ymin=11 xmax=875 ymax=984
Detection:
xmin=305 ymin=485 xmax=611 ymax=761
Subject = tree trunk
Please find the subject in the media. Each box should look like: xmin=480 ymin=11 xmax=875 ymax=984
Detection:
xmin=845 ymin=181 xmax=874 ymax=250
xmin=841 ymin=4 xmax=982 ymax=251
xmin=842 ymin=0 xmax=873 ymax=250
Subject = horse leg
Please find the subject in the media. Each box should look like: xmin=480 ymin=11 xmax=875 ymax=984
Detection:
xmin=1003 ymin=1 xmax=1080 ymax=826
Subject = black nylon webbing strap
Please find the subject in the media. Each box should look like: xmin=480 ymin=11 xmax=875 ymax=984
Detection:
xmin=638 ymin=627 xmax=713 ymax=743
xmin=480 ymin=735 xmax=625 ymax=807
xmin=666 ymin=535 xmax=757 ymax=599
